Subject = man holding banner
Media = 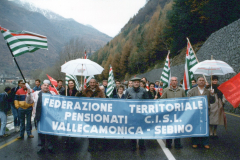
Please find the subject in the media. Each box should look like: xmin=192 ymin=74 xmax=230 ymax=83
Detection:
xmin=125 ymin=77 xmax=149 ymax=151
xmin=81 ymin=78 xmax=105 ymax=151
xmin=26 ymin=80 xmax=56 ymax=154
xmin=161 ymin=77 xmax=186 ymax=149
xmin=187 ymin=77 xmax=215 ymax=149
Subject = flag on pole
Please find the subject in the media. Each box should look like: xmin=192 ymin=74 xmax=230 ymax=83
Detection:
xmin=84 ymin=75 xmax=94 ymax=89
xmin=83 ymin=49 xmax=90 ymax=89
xmin=160 ymin=51 xmax=171 ymax=89
xmin=46 ymin=74 xmax=58 ymax=87
xmin=84 ymin=50 xmax=87 ymax=59
xmin=183 ymin=41 xmax=198 ymax=91
xmin=106 ymin=65 xmax=115 ymax=98
xmin=66 ymin=74 xmax=80 ymax=90
xmin=0 ymin=26 xmax=48 ymax=57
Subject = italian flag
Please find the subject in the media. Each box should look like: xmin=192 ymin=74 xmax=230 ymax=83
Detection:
xmin=160 ymin=51 xmax=171 ymax=89
xmin=183 ymin=41 xmax=198 ymax=92
xmin=0 ymin=26 xmax=48 ymax=57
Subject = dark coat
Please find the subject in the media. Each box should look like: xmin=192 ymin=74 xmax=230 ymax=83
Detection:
xmin=113 ymin=94 xmax=126 ymax=99
xmin=148 ymin=90 xmax=160 ymax=99
xmin=60 ymin=88 xmax=78 ymax=97
xmin=9 ymin=86 xmax=20 ymax=103
xmin=0 ymin=93 xmax=10 ymax=113
xmin=35 ymin=91 xmax=54 ymax=122
xmin=82 ymin=86 xmax=105 ymax=98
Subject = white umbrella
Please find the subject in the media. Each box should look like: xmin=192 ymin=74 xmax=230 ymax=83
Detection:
xmin=190 ymin=60 xmax=235 ymax=76
xmin=61 ymin=59 xmax=104 ymax=76
xmin=190 ymin=60 xmax=235 ymax=90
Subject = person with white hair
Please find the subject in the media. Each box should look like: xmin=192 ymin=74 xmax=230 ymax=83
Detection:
xmin=26 ymin=79 xmax=56 ymax=154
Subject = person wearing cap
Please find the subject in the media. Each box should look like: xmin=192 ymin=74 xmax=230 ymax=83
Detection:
xmin=14 ymin=81 xmax=34 ymax=139
xmin=125 ymin=77 xmax=149 ymax=151
xmin=26 ymin=79 xmax=56 ymax=154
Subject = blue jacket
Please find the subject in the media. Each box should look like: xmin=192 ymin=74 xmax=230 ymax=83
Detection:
xmin=33 ymin=85 xmax=41 ymax=91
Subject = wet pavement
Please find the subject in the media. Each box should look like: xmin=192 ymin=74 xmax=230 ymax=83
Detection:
xmin=0 ymin=113 xmax=240 ymax=160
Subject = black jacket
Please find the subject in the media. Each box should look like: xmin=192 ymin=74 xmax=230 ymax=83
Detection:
xmin=60 ymin=88 xmax=78 ymax=97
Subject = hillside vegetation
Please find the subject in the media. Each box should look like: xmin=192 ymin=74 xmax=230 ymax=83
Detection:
xmin=91 ymin=0 xmax=240 ymax=81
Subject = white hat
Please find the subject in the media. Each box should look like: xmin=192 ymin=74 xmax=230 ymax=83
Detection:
xmin=43 ymin=80 xmax=50 ymax=84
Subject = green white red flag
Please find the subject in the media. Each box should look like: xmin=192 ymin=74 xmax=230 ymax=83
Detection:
xmin=183 ymin=40 xmax=198 ymax=91
xmin=106 ymin=65 xmax=115 ymax=97
xmin=0 ymin=26 xmax=48 ymax=57
xmin=84 ymin=50 xmax=87 ymax=59
xmin=160 ymin=51 xmax=171 ymax=89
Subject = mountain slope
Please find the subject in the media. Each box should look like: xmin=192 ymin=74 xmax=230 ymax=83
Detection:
xmin=0 ymin=0 xmax=111 ymax=77
xmin=15 ymin=0 xmax=112 ymax=52
xmin=91 ymin=0 xmax=171 ymax=80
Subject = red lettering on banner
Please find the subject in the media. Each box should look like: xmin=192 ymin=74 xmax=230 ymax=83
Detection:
xmin=218 ymin=73 xmax=240 ymax=108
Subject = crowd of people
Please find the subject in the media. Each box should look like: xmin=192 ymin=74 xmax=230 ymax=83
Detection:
xmin=0 ymin=75 xmax=226 ymax=154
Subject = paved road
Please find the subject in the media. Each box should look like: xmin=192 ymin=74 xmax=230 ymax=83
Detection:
xmin=0 ymin=113 xmax=240 ymax=160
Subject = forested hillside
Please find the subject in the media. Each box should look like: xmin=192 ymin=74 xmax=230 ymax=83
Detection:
xmin=91 ymin=0 xmax=240 ymax=81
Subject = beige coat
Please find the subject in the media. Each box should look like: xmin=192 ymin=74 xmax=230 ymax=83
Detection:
xmin=161 ymin=87 xmax=186 ymax=99
xmin=209 ymin=94 xmax=224 ymax=125
xmin=187 ymin=87 xmax=215 ymax=108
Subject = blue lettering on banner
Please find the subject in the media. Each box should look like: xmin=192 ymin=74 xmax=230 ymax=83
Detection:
xmin=38 ymin=94 xmax=209 ymax=139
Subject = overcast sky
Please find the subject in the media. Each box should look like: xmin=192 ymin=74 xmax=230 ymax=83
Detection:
xmin=20 ymin=0 xmax=146 ymax=37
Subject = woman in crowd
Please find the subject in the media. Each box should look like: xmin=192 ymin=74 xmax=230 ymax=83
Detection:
xmin=60 ymin=79 xmax=78 ymax=96
xmin=147 ymin=82 xmax=160 ymax=99
xmin=140 ymin=80 xmax=148 ymax=91
xmin=209 ymin=75 xmax=226 ymax=139
xmin=113 ymin=85 xmax=125 ymax=99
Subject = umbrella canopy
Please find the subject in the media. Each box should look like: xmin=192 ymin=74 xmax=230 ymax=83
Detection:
xmin=190 ymin=60 xmax=235 ymax=76
xmin=61 ymin=59 xmax=104 ymax=76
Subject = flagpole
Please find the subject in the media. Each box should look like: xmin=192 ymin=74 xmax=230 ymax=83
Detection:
xmin=81 ymin=57 xmax=83 ymax=89
xmin=186 ymin=37 xmax=208 ymax=83
xmin=157 ymin=50 xmax=170 ymax=97
xmin=6 ymin=43 xmax=26 ymax=82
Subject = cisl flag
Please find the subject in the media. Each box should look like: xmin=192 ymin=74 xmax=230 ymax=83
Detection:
xmin=218 ymin=73 xmax=240 ymax=108
xmin=46 ymin=74 xmax=58 ymax=87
